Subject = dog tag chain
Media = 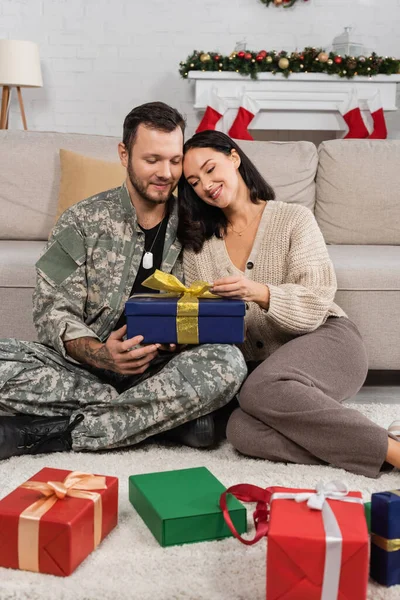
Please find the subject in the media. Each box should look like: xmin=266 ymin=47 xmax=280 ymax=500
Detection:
xmin=142 ymin=219 xmax=164 ymax=270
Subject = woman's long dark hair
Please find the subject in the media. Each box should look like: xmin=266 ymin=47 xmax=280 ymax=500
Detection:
xmin=177 ymin=130 xmax=275 ymax=252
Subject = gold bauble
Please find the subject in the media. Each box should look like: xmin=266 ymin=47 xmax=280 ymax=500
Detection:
xmin=266 ymin=56 xmax=273 ymax=64
xmin=278 ymin=57 xmax=289 ymax=70
xmin=318 ymin=52 xmax=329 ymax=63
xmin=200 ymin=53 xmax=211 ymax=63
xmin=274 ymin=0 xmax=283 ymax=4
xmin=327 ymin=59 xmax=333 ymax=65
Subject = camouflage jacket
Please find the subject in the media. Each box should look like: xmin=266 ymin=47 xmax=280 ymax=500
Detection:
xmin=33 ymin=184 xmax=182 ymax=360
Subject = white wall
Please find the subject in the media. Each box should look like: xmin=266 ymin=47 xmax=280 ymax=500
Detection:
xmin=1 ymin=0 xmax=400 ymax=139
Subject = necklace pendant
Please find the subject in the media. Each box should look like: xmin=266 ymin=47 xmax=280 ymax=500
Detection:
xmin=143 ymin=251 xmax=153 ymax=270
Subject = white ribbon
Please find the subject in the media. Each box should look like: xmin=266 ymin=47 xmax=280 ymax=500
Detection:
xmin=270 ymin=480 xmax=363 ymax=600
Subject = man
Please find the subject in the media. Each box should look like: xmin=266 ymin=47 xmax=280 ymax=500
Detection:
xmin=0 ymin=102 xmax=247 ymax=460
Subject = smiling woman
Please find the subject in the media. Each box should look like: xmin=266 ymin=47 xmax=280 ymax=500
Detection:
xmin=178 ymin=129 xmax=400 ymax=479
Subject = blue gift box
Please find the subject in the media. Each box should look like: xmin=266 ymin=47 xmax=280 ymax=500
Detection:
xmin=370 ymin=490 xmax=400 ymax=586
xmin=125 ymin=295 xmax=246 ymax=344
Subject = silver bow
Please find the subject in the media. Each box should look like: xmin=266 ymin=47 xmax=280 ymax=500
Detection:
xmin=294 ymin=480 xmax=350 ymax=511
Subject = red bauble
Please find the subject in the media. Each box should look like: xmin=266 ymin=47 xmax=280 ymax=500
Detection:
xmin=334 ymin=56 xmax=343 ymax=64
xmin=244 ymin=52 xmax=252 ymax=60
xmin=259 ymin=50 xmax=267 ymax=58
xmin=299 ymin=54 xmax=304 ymax=60
xmin=214 ymin=55 xmax=220 ymax=61
xmin=256 ymin=55 xmax=264 ymax=62
xmin=237 ymin=51 xmax=245 ymax=58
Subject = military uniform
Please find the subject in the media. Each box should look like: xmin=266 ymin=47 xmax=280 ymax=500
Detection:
xmin=0 ymin=185 xmax=247 ymax=451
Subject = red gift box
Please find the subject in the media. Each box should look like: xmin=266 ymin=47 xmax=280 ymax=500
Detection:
xmin=0 ymin=467 xmax=118 ymax=576
xmin=221 ymin=481 xmax=369 ymax=600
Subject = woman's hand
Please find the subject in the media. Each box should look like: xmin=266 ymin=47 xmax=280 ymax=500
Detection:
xmin=211 ymin=276 xmax=270 ymax=310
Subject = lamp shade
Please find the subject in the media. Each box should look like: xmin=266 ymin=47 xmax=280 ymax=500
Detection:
xmin=0 ymin=40 xmax=43 ymax=87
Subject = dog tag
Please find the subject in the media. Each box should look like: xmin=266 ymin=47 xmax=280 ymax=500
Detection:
xmin=143 ymin=252 xmax=153 ymax=270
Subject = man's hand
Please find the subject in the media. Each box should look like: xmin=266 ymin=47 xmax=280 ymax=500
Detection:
xmin=65 ymin=325 xmax=160 ymax=375
xmin=211 ymin=275 xmax=270 ymax=310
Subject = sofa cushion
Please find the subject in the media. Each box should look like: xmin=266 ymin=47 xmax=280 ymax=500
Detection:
xmin=0 ymin=131 xmax=121 ymax=241
xmin=237 ymin=140 xmax=317 ymax=211
xmin=0 ymin=288 xmax=37 ymax=342
xmin=0 ymin=240 xmax=46 ymax=287
xmin=57 ymin=149 xmax=126 ymax=221
xmin=328 ymin=245 xmax=400 ymax=369
xmin=327 ymin=245 xmax=400 ymax=290
xmin=315 ymin=139 xmax=400 ymax=245
xmin=334 ymin=289 xmax=399 ymax=370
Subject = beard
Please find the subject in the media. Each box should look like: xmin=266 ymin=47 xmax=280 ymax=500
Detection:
xmin=127 ymin=161 xmax=175 ymax=205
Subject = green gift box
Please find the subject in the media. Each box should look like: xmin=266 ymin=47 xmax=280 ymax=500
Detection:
xmin=129 ymin=466 xmax=247 ymax=546
xmin=364 ymin=501 xmax=371 ymax=534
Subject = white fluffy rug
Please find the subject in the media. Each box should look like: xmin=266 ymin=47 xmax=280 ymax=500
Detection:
xmin=1 ymin=402 xmax=400 ymax=600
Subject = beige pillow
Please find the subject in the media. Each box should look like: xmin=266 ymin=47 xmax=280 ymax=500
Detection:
xmin=315 ymin=139 xmax=400 ymax=244
xmin=56 ymin=149 xmax=126 ymax=220
xmin=237 ymin=140 xmax=318 ymax=211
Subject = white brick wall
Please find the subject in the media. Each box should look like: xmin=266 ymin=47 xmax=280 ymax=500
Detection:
xmin=1 ymin=0 xmax=400 ymax=139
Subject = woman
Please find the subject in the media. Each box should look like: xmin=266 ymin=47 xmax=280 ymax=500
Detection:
xmin=178 ymin=130 xmax=400 ymax=478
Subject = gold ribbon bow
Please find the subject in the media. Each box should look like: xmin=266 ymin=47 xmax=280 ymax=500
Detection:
xmin=18 ymin=471 xmax=107 ymax=572
xmin=371 ymin=533 xmax=400 ymax=553
xmin=142 ymin=270 xmax=217 ymax=344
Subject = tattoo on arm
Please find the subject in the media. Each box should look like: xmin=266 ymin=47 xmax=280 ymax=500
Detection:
xmin=64 ymin=337 xmax=116 ymax=370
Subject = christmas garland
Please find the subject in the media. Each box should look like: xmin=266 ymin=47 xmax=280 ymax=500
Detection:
xmin=260 ymin=0 xmax=308 ymax=6
xmin=179 ymin=48 xmax=400 ymax=81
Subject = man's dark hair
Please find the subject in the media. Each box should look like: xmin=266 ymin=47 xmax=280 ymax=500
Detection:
xmin=177 ymin=130 xmax=275 ymax=252
xmin=122 ymin=101 xmax=186 ymax=154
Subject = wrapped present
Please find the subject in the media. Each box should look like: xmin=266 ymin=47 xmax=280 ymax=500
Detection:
xmin=0 ymin=468 xmax=118 ymax=576
xmin=129 ymin=466 xmax=246 ymax=547
xmin=220 ymin=480 xmax=369 ymax=600
xmin=125 ymin=270 xmax=245 ymax=344
xmin=370 ymin=489 xmax=400 ymax=586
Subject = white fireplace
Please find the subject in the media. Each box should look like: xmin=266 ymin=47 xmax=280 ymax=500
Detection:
xmin=188 ymin=72 xmax=400 ymax=140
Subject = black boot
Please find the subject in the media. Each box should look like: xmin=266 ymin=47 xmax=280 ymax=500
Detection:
xmin=0 ymin=414 xmax=84 ymax=460
xmin=157 ymin=414 xmax=216 ymax=449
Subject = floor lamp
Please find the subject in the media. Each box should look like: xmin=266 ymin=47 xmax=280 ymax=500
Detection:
xmin=0 ymin=40 xmax=43 ymax=130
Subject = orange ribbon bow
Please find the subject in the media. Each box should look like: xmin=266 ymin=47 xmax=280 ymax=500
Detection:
xmin=18 ymin=471 xmax=107 ymax=572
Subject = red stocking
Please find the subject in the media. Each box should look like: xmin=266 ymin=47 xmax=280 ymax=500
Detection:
xmin=368 ymin=91 xmax=388 ymax=139
xmin=228 ymin=95 xmax=259 ymax=140
xmin=339 ymin=90 xmax=369 ymax=139
xmin=196 ymin=90 xmax=227 ymax=133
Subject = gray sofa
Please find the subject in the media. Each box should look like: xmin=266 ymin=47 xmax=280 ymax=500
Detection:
xmin=0 ymin=131 xmax=399 ymax=369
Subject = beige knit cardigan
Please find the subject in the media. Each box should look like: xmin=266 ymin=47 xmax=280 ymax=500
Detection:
xmin=183 ymin=201 xmax=346 ymax=362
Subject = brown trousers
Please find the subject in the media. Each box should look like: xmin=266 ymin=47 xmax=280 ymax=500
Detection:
xmin=227 ymin=317 xmax=389 ymax=478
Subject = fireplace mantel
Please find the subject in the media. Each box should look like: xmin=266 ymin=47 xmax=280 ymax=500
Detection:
xmin=188 ymin=72 xmax=400 ymax=133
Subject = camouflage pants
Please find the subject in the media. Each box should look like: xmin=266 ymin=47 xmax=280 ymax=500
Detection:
xmin=0 ymin=338 xmax=247 ymax=451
